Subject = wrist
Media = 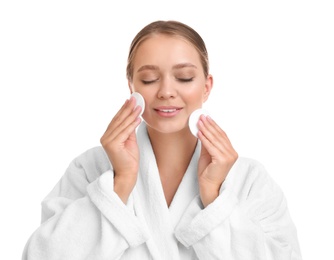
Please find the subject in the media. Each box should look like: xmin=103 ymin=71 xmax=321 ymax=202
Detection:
xmin=199 ymin=180 xmax=221 ymax=207
xmin=114 ymin=174 xmax=137 ymax=204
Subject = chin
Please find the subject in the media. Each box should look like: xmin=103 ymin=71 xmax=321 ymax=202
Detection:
xmin=145 ymin=119 xmax=189 ymax=135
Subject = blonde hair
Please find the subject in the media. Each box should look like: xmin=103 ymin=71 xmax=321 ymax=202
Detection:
xmin=126 ymin=20 xmax=209 ymax=81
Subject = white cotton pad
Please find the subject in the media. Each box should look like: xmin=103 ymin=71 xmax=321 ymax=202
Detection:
xmin=188 ymin=108 xmax=210 ymax=137
xmin=131 ymin=92 xmax=145 ymax=117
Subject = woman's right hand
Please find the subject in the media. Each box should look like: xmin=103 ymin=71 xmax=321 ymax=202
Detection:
xmin=100 ymin=97 xmax=142 ymax=203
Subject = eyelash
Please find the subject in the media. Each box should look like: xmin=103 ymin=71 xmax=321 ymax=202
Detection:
xmin=142 ymin=80 xmax=156 ymax=84
xmin=178 ymin=78 xmax=193 ymax=82
xmin=141 ymin=78 xmax=193 ymax=84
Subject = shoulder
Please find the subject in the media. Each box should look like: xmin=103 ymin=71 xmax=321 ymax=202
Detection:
xmin=222 ymin=156 xmax=282 ymax=200
xmin=229 ymin=156 xmax=269 ymax=181
xmin=66 ymin=146 xmax=112 ymax=183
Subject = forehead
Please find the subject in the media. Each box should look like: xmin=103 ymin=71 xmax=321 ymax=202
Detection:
xmin=133 ymin=34 xmax=201 ymax=68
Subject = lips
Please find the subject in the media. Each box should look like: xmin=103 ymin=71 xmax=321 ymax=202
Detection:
xmin=154 ymin=106 xmax=182 ymax=111
xmin=154 ymin=106 xmax=182 ymax=117
xmin=156 ymin=108 xmax=178 ymax=113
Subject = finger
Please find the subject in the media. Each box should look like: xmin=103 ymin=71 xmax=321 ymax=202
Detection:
xmin=198 ymin=116 xmax=228 ymax=152
xmin=101 ymin=115 xmax=141 ymax=148
xmin=101 ymin=98 xmax=141 ymax=146
xmin=206 ymin=116 xmax=228 ymax=137
xmin=105 ymin=99 xmax=129 ymax=131
xmin=198 ymin=128 xmax=238 ymax=170
xmin=198 ymin=116 xmax=237 ymax=159
xmin=106 ymin=97 xmax=137 ymax=132
xmin=206 ymin=116 xmax=235 ymax=149
xmin=198 ymin=128 xmax=221 ymax=158
xmin=113 ymin=116 xmax=142 ymax=145
xmin=104 ymin=97 xmax=140 ymax=139
xmin=105 ymin=105 xmax=142 ymax=142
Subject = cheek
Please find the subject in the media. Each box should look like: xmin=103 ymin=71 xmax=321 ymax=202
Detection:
xmin=137 ymin=90 xmax=156 ymax=118
xmin=139 ymin=89 xmax=154 ymax=103
xmin=183 ymin=85 xmax=206 ymax=104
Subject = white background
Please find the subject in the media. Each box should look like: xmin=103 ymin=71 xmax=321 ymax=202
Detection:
xmin=1 ymin=1 xmax=333 ymax=259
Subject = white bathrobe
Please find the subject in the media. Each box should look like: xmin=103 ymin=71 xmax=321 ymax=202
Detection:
xmin=22 ymin=122 xmax=302 ymax=260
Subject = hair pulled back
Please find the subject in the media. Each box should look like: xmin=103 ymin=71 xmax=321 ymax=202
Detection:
xmin=126 ymin=20 xmax=209 ymax=81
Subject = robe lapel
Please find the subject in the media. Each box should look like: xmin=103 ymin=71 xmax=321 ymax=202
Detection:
xmin=134 ymin=122 xmax=201 ymax=259
xmin=135 ymin=122 xmax=179 ymax=259
xmin=168 ymin=142 xmax=200 ymax=228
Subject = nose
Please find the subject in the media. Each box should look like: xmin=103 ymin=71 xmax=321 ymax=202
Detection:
xmin=157 ymin=77 xmax=177 ymax=99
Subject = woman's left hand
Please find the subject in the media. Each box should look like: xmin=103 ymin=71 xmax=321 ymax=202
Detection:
xmin=197 ymin=115 xmax=238 ymax=207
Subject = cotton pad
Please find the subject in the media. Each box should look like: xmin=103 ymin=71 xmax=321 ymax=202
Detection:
xmin=188 ymin=108 xmax=210 ymax=137
xmin=131 ymin=92 xmax=145 ymax=117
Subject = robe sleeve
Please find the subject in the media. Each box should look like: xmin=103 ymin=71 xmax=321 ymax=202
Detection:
xmin=22 ymin=147 xmax=149 ymax=260
xmin=174 ymin=158 xmax=302 ymax=260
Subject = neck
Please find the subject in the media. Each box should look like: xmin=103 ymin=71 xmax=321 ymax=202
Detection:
xmin=146 ymin=125 xmax=198 ymax=207
xmin=147 ymin=126 xmax=198 ymax=176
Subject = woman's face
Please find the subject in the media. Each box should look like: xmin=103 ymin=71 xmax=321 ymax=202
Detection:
xmin=130 ymin=34 xmax=212 ymax=135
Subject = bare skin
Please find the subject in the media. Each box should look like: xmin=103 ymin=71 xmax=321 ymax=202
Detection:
xmin=147 ymin=126 xmax=198 ymax=206
xmin=100 ymin=97 xmax=142 ymax=202
xmin=100 ymin=34 xmax=238 ymax=207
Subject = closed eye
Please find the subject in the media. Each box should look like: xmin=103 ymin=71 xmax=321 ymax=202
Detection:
xmin=178 ymin=78 xmax=194 ymax=82
xmin=142 ymin=79 xmax=158 ymax=84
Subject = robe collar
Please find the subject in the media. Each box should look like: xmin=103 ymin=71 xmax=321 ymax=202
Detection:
xmin=133 ymin=122 xmax=200 ymax=258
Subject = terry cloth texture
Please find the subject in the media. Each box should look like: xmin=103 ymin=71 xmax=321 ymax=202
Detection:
xmin=22 ymin=122 xmax=302 ymax=260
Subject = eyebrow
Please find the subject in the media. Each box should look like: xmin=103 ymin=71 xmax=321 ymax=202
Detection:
xmin=137 ymin=63 xmax=197 ymax=73
xmin=172 ymin=63 xmax=197 ymax=70
xmin=137 ymin=65 xmax=159 ymax=73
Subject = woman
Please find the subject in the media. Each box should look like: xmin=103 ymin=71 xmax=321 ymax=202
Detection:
xmin=22 ymin=20 xmax=302 ymax=259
